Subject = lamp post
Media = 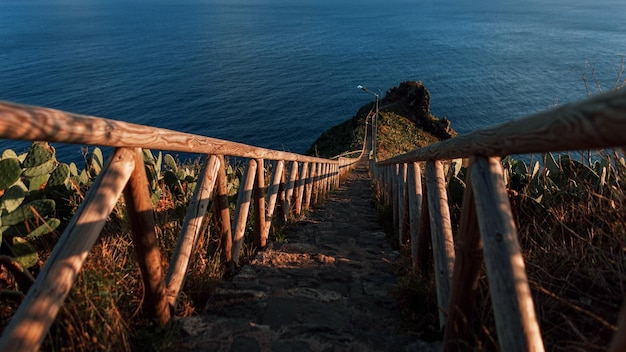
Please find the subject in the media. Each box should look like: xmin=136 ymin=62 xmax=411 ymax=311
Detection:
xmin=357 ymin=85 xmax=378 ymax=160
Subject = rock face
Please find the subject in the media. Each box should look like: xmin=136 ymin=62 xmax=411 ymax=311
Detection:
xmin=383 ymin=81 xmax=454 ymax=140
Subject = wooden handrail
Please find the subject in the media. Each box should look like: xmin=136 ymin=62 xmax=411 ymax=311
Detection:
xmin=0 ymin=148 xmax=137 ymax=352
xmin=380 ymin=88 xmax=626 ymax=164
xmin=371 ymin=89 xmax=626 ymax=351
xmin=0 ymin=101 xmax=336 ymax=164
xmin=0 ymin=99 xmax=368 ymax=351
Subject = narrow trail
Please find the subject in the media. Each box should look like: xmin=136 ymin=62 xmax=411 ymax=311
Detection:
xmin=173 ymin=159 xmax=438 ymax=352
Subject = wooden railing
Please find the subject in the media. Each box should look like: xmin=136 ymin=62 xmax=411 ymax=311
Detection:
xmin=0 ymin=100 xmax=363 ymax=351
xmin=369 ymin=88 xmax=626 ymax=352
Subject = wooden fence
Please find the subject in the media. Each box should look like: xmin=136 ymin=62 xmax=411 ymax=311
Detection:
xmin=369 ymin=88 xmax=626 ymax=352
xmin=0 ymin=100 xmax=363 ymax=351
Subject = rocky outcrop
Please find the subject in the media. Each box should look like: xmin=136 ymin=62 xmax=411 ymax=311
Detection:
xmin=383 ymin=81 xmax=454 ymax=140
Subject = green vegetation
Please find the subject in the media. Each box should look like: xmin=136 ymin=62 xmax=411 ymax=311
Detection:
xmin=391 ymin=151 xmax=625 ymax=350
xmin=0 ymin=143 xmax=273 ymax=351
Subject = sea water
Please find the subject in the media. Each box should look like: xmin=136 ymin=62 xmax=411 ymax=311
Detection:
xmin=1 ymin=0 xmax=624 ymax=162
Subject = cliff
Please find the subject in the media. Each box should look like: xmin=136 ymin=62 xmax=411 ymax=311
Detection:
xmin=306 ymin=81 xmax=455 ymax=160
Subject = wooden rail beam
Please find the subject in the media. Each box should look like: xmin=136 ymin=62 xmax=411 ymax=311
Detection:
xmin=407 ymin=162 xmax=423 ymax=271
xmin=166 ymin=155 xmax=221 ymax=308
xmin=283 ymin=161 xmax=298 ymax=221
xmin=398 ymin=163 xmax=409 ymax=246
xmin=425 ymin=160 xmax=456 ymax=329
xmin=0 ymin=148 xmax=136 ymax=352
xmin=416 ymin=177 xmax=432 ymax=276
xmin=0 ymin=101 xmax=340 ymax=164
xmin=392 ymin=164 xmax=400 ymax=233
xmin=262 ymin=160 xmax=284 ymax=245
xmin=231 ymin=159 xmax=258 ymax=266
xmin=295 ymin=162 xmax=308 ymax=216
xmin=254 ymin=159 xmax=267 ymax=248
xmin=124 ymin=148 xmax=170 ymax=325
xmin=380 ymin=88 xmax=626 ymax=163
xmin=471 ymin=156 xmax=544 ymax=352
xmin=443 ymin=159 xmax=483 ymax=351
xmin=214 ymin=156 xmax=233 ymax=267
xmin=304 ymin=161 xmax=314 ymax=210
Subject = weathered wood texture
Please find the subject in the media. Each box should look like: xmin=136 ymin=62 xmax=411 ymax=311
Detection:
xmin=392 ymin=164 xmax=399 ymax=233
xmin=283 ymin=161 xmax=298 ymax=221
xmin=303 ymin=161 xmax=314 ymax=210
xmin=311 ymin=163 xmax=320 ymax=205
xmin=425 ymin=160 xmax=456 ymax=329
xmin=166 ymin=155 xmax=220 ymax=308
xmin=416 ymin=169 xmax=432 ymax=276
xmin=214 ymin=156 xmax=233 ymax=265
xmin=124 ymin=148 xmax=170 ymax=325
xmin=471 ymin=156 xmax=544 ymax=352
xmin=0 ymin=148 xmax=136 ymax=352
xmin=295 ymin=162 xmax=308 ymax=215
xmin=398 ymin=163 xmax=409 ymax=246
xmin=443 ymin=161 xmax=484 ymax=352
xmin=0 ymin=101 xmax=337 ymax=164
xmin=262 ymin=160 xmax=284 ymax=245
xmin=380 ymin=88 xmax=626 ymax=164
xmin=254 ymin=159 xmax=266 ymax=248
xmin=407 ymin=162 xmax=423 ymax=271
xmin=231 ymin=160 xmax=258 ymax=265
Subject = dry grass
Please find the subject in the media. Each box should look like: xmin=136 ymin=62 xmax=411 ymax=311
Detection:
xmin=391 ymin=151 xmax=626 ymax=350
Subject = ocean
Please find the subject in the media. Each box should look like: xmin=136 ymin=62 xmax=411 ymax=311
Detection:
xmin=1 ymin=0 xmax=625 ymax=163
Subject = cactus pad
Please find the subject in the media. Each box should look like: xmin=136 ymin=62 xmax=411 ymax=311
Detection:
xmin=1 ymin=199 xmax=56 ymax=226
xmin=22 ymin=159 xmax=57 ymax=177
xmin=1 ymin=185 xmax=26 ymax=214
xmin=1 ymin=149 xmax=18 ymax=160
xmin=22 ymin=142 xmax=55 ymax=168
xmin=164 ymin=154 xmax=177 ymax=172
xmin=47 ymin=163 xmax=71 ymax=188
xmin=0 ymin=158 xmax=22 ymax=191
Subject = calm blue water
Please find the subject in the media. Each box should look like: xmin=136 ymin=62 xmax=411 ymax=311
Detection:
xmin=1 ymin=0 xmax=625 ymax=162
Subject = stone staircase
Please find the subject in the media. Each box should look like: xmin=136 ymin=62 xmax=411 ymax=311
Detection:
xmin=173 ymin=160 xmax=440 ymax=352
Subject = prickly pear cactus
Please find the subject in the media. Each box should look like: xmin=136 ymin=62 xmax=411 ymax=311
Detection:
xmin=22 ymin=142 xmax=54 ymax=168
xmin=47 ymin=163 xmax=71 ymax=189
xmin=0 ymin=158 xmax=22 ymax=190
xmin=164 ymin=153 xmax=178 ymax=172
xmin=22 ymin=159 xmax=57 ymax=177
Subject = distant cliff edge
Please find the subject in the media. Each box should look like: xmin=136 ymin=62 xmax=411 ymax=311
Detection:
xmin=306 ymin=81 xmax=456 ymax=160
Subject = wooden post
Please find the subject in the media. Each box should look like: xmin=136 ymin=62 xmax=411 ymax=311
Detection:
xmin=294 ymin=162 xmax=308 ymax=216
xmin=304 ymin=161 xmax=315 ymax=210
xmin=254 ymin=158 xmax=266 ymax=248
xmin=262 ymin=160 xmax=284 ymax=245
xmin=283 ymin=161 xmax=298 ymax=221
xmin=166 ymin=155 xmax=220 ymax=308
xmin=471 ymin=156 xmax=544 ymax=352
xmin=417 ymin=177 xmax=432 ymax=276
xmin=231 ymin=159 xmax=258 ymax=266
xmin=443 ymin=159 xmax=483 ymax=351
xmin=318 ymin=163 xmax=327 ymax=199
xmin=407 ymin=162 xmax=423 ymax=271
xmin=425 ymin=160 xmax=456 ymax=329
xmin=321 ymin=163 xmax=328 ymax=195
xmin=311 ymin=162 xmax=320 ymax=205
xmin=0 ymin=148 xmax=136 ymax=352
xmin=124 ymin=148 xmax=170 ymax=325
xmin=213 ymin=156 xmax=233 ymax=266
xmin=392 ymin=164 xmax=400 ymax=233
xmin=398 ymin=163 xmax=408 ymax=246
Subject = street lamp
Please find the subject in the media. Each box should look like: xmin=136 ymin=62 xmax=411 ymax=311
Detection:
xmin=357 ymin=85 xmax=378 ymax=160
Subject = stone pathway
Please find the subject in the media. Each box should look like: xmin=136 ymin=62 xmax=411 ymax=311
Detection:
xmin=173 ymin=160 xmax=439 ymax=352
